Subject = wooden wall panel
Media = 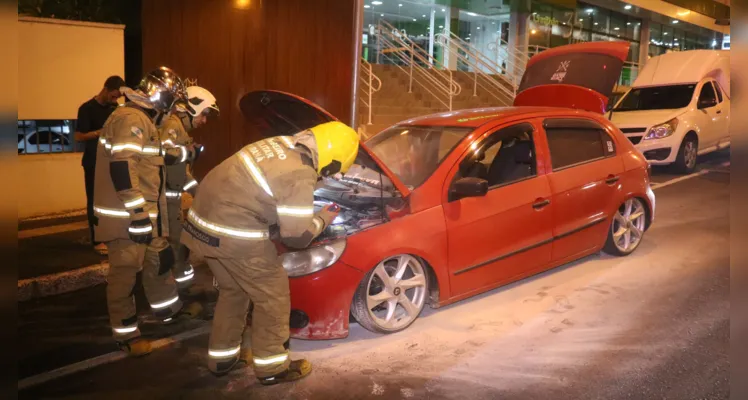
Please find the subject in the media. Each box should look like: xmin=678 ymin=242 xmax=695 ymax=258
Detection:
xmin=141 ymin=0 xmax=359 ymax=177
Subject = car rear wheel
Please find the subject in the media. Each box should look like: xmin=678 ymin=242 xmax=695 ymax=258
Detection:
xmin=673 ymin=135 xmax=698 ymax=174
xmin=351 ymin=254 xmax=428 ymax=334
xmin=603 ymin=197 xmax=647 ymax=256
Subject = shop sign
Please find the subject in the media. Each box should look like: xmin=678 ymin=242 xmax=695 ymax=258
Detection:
xmin=532 ymin=14 xmax=560 ymax=27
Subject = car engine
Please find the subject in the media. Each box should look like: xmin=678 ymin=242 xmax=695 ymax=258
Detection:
xmin=312 ymin=163 xmax=407 ymax=243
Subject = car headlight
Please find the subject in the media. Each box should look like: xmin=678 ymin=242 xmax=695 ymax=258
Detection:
xmin=280 ymin=239 xmax=346 ymax=277
xmin=644 ymin=118 xmax=678 ymax=140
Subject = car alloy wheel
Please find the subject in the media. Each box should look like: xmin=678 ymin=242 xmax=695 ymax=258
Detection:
xmin=683 ymin=140 xmax=697 ymax=170
xmin=611 ymin=197 xmax=647 ymax=254
xmin=351 ymin=254 xmax=428 ymax=333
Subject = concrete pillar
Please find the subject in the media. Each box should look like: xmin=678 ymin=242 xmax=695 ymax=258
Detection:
xmin=638 ymin=19 xmax=650 ymax=68
xmin=428 ymin=7 xmax=435 ymax=65
xmin=508 ymin=0 xmax=531 ymax=76
xmin=444 ymin=6 xmax=459 ymax=71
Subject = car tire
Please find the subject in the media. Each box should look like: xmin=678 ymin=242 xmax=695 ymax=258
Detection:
xmin=603 ymin=197 xmax=648 ymax=256
xmin=351 ymin=254 xmax=429 ymax=334
xmin=673 ymin=135 xmax=698 ymax=174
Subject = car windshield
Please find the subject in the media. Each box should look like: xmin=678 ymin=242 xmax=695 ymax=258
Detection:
xmin=613 ymin=84 xmax=696 ymax=111
xmin=365 ymin=125 xmax=473 ymax=189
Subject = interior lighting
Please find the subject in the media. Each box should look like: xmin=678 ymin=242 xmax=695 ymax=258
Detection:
xmin=364 ymin=4 xmax=370 ymax=8
xmin=624 ymin=4 xmax=632 ymax=10
xmin=531 ymin=29 xmax=537 ymax=34
xmin=586 ymin=8 xmax=594 ymax=13
xmin=439 ymin=25 xmax=443 ymax=28
xmin=399 ymin=3 xmax=403 ymax=6
xmin=614 ymin=27 xmax=620 ymax=30
xmin=372 ymin=1 xmax=382 ymax=4
xmin=672 ymin=20 xmax=679 ymax=24
xmin=627 ymin=22 xmax=631 ymax=25
xmin=677 ymin=10 xmax=691 ymax=16
xmin=467 ymin=12 xmax=478 ymax=16
xmin=442 ymin=8 xmax=446 ymax=12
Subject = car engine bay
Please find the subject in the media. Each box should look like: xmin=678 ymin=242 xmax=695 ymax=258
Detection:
xmin=312 ymin=156 xmax=408 ymax=243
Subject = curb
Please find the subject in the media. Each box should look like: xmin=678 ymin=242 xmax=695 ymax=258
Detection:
xmin=19 ymin=263 xmax=109 ymax=302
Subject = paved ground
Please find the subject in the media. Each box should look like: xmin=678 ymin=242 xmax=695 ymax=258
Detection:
xmin=18 ymin=151 xmax=730 ymax=399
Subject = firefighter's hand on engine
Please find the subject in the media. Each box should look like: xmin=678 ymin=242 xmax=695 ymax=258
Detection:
xmin=128 ymin=217 xmax=154 ymax=244
xmin=317 ymin=204 xmax=340 ymax=229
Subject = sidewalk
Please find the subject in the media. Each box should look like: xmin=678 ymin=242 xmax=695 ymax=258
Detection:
xmin=18 ymin=266 xmax=216 ymax=381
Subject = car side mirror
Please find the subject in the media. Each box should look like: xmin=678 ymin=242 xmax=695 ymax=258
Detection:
xmin=450 ymin=177 xmax=488 ymax=200
xmin=698 ymin=98 xmax=717 ymax=109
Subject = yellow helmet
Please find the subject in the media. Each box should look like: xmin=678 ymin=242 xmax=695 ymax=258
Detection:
xmin=310 ymin=121 xmax=360 ymax=176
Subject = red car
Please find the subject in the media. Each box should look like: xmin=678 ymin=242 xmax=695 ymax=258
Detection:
xmin=241 ymin=41 xmax=655 ymax=339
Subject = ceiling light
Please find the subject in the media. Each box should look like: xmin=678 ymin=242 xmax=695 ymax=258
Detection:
xmin=372 ymin=1 xmax=382 ymax=4
xmin=477 ymin=26 xmax=481 ymax=30
xmin=664 ymin=32 xmax=668 ymax=35
xmin=439 ymin=25 xmax=443 ymax=28
xmin=624 ymin=4 xmax=632 ymax=10
xmin=677 ymin=10 xmax=691 ymax=16
xmin=364 ymin=4 xmax=370 ymax=8
xmin=672 ymin=20 xmax=679 ymax=24
xmin=422 ymin=14 xmax=426 ymax=17
xmin=614 ymin=27 xmax=620 ymax=30
xmin=579 ymin=18 xmax=584 ymax=21
xmin=594 ymin=22 xmax=599 ymax=25
xmin=381 ymin=13 xmax=384 ymax=16
xmin=674 ymin=38 xmax=678 ymax=41
xmin=627 ymin=22 xmax=631 ymax=25
xmin=467 ymin=12 xmax=477 ymax=16
xmin=412 ymin=18 xmax=416 ymax=21
xmin=442 ymin=8 xmax=446 ymax=12
xmin=398 ymin=3 xmax=402 ymax=7
xmin=586 ymin=8 xmax=594 ymax=13
xmin=531 ymin=29 xmax=537 ymax=34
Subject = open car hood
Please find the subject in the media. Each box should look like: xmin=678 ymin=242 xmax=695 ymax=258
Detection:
xmin=239 ymin=90 xmax=410 ymax=196
xmin=513 ymin=41 xmax=630 ymax=114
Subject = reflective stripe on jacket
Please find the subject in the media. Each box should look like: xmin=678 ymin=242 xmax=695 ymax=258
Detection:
xmin=181 ymin=134 xmax=327 ymax=258
xmin=93 ymin=104 xmax=169 ymax=242
xmin=159 ymin=113 xmax=197 ymax=195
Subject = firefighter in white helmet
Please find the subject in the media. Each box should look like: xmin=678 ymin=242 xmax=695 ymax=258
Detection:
xmin=181 ymin=121 xmax=359 ymax=384
xmin=94 ymin=67 xmax=203 ymax=356
xmin=159 ymin=86 xmax=219 ymax=291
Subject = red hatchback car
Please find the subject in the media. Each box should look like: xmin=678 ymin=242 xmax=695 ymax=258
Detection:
xmin=240 ymin=41 xmax=655 ymax=339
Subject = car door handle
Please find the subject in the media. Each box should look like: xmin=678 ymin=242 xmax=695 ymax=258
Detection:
xmin=532 ymin=198 xmax=550 ymax=210
xmin=605 ymin=175 xmax=620 ymax=185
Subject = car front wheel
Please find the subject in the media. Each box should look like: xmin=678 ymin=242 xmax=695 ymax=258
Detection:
xmin=603 ymin=197 xmax=648 ymax=256
xmin=673 ymin=135 xmax=698 ymax=174
xmin=351 ymin=254 xmax=428 ymax=334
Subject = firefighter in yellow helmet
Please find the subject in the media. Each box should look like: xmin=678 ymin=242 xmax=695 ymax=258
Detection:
xmin=181 ymin=121 xmax=359 ymax=384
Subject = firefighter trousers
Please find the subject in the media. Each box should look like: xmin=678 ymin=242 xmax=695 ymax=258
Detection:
xmin=107 ymin=237 xmax=183 ymax=342
xmin=205 ymin=240 xmax=291 ymax=378
xmin=167 ymin=198 xmax=193 ymax=289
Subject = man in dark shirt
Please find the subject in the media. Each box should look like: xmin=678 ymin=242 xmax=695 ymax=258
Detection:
xmin=74 ymin=75 xmax=126 ymax=254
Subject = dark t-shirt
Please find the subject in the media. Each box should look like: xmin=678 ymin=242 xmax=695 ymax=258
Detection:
xmin=77 ymin=97 xmax=116 ymax=167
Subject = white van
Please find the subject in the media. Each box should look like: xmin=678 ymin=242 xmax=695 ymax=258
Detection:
xmin=609 ymin=50 xmax=730 ymax=173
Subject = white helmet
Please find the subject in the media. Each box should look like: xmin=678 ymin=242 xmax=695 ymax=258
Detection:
xmin=183 ymin=86 xmax=219 ymax=117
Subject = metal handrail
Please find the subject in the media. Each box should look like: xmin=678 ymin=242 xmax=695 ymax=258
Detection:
xmin=487 ymin=37 xmax=535 ymax=85
xmin=376 ymin=20 xmax=460 ymax=110
xmin=435 ymin=33 xmax=516 ymax=104
xmin=359 ymin=58 xmax=382 ymax=125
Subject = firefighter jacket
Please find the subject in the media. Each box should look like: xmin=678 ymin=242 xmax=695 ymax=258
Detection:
xmin=93 ymin=104 xmax=179 ymax=242
xmin=181 ymin=134 xmax=328 ymax=259
xmin=159 ymin=113 xmax=198 ymax=200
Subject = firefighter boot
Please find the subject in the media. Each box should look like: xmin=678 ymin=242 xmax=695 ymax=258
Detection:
xmin=258 ymin=359 xmax=312 ymax=386
xmin=118 ymin=338 xmax=152 ymax=357
xmin=162 ymin=301 xmax=204 ymax=324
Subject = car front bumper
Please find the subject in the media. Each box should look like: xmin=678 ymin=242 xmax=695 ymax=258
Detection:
xmin=288 ymin=260 xmax=364 ymax=340
xmin=631 ymin=133 xmax=682 ymax=165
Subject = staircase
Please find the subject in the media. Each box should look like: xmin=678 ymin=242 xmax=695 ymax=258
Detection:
xmin=357 ymin=22 xmax=532 ymax=139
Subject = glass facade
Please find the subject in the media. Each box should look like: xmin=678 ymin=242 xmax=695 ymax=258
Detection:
xmin=361 ymin=0 xmax=727 ymax=86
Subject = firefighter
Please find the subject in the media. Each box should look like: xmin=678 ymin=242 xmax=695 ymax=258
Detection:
xmin=159 ymin=86 xmax=219 ymax=291
xmin=180 ymin=121 xmax=359 ymax=384
xmin=94 ymin=67 xmax=203 ymax=356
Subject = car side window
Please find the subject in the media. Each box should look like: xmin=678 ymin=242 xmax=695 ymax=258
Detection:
xmin=698 ymin=82 xmax=717 ymax=107
xmin=455 ymin=122 xmax=537 ymax=189
xmin=713 ymin=81 xmax=724 ymax=103
xmin=545 ymin=122 xmax=613 ymax=171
